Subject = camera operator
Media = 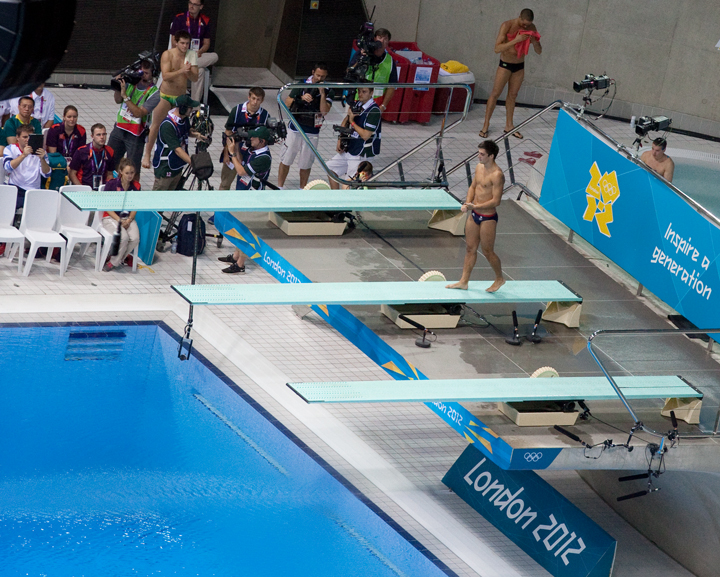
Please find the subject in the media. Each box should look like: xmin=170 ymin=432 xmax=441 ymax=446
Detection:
xmin=640 ymin=137 xmax=674 ymax=183
xmin=217 ymin=126 xmax=272 ymax=274
xmin=108 ymin=60 xmax=160 ymax=179
xmin=151 ymin=95 xmax=204 ymax=190
xmin=348 ymin=28 xmax=397 ymax=113
xmin=277 ymin=63 xmax=333 ymax=189
xmin=219 ymin=87 xmax=268 ymax=190
xmin=327 ymin=86 xmax=381 ymax=190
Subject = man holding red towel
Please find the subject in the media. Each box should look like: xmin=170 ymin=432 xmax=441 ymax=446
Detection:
xmin=479 ymin=9 xmax=541 ymax=140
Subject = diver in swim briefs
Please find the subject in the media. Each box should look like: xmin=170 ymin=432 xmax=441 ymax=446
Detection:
xmin=479 ymin=9 xmax=541 ymax=140
xmin=447 ymin=140 xmax=505 ymax=293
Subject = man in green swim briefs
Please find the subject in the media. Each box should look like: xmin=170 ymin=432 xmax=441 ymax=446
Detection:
xmin=142 ymin=30 xmax=198 ymax=169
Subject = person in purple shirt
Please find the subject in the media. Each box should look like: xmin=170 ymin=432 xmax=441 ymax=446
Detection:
xmin=170 ymin=0 xmax=218 ymax=102
xmin=101 ymin=158 xmax=141 ymax=271
xmin=69 ymin=123 xmax=115 ymax=189
xmin=46 ymin=105 xmax=87 ymax=161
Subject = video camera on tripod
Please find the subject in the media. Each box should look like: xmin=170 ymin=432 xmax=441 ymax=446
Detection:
xmin=110 ymin=50 xmax=160 ymax=92
xmin=229 ymin=117 xmax=287 ymax=146
xmin=190 ymin=104 xmax=214 ymax=153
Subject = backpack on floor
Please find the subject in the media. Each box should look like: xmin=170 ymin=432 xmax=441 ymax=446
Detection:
xmin=176 ymin=213 xmax=206 ymax=256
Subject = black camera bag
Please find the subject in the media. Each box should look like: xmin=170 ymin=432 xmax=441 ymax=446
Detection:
xmin=190 ymin=151 xmax=214 ymax=181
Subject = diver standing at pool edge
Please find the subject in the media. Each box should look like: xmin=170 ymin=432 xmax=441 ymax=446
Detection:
xmin=447 ymin=140 xmax=505 ymax=293
xmin=479 ymin=8 xmax=541 ymax=140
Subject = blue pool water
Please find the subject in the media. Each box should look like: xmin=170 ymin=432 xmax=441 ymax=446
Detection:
xmin=0 ymin=323 xmax=448 ymax=576
xmin=672 ymin=159 xmax=720 ymax=218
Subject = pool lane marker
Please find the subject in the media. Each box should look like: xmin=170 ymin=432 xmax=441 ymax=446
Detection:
xmin=331 ymin=516 xmax=409 ymax=577
xmin=193 ymin=393 xmax=288 ymax=476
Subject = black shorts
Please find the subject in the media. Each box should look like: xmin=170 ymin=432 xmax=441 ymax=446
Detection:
xmin=499 ymin=60 xmax=525 ymax=74
xmin=471 ymin=211 xmax=498 ymax=225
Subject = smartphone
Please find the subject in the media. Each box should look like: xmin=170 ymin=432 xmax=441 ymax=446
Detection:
xmin=28 ymin=134 xmax=44 ymax=153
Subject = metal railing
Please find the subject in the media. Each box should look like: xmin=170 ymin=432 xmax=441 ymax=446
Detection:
xmin=446 ymin=100 xmax=564 ymax=200
xmin=276 ymin=81 xmax=473 ymax=188
xmin=587 ymin=327 xmax=720 ymax=442
xmin=443 ymin=100 xmax=720 ymax=231
xmin=569 ymin=107 xmax=720 ymax=230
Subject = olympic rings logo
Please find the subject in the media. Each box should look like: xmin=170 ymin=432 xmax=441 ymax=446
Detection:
xmin=524 ymin=452 xmax=543 ymax=462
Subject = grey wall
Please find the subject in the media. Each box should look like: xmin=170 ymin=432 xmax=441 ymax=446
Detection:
xmin=580 ymin=469 xmax=720 ymax=577
xmin=371 ymin=0 xmax=720 ymax=136
xmin=216 ymin=0 xmax=286 ymax=69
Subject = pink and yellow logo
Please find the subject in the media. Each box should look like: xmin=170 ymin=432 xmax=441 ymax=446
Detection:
xmin=583 ymin=161 xmax=620 ymax=237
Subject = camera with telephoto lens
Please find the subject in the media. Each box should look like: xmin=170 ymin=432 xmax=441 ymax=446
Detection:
xmin=573 ymin=74 xmax=610 ymax=93
xmin=230 ymin=117 xmax=287 ymax=146
xmin=344 ymin=21 xmax=382 ymax=83
xmin=290 ymin=87 xmax=325 ymax=115
xmin=110 ymin=50 xmax=159 ymax=92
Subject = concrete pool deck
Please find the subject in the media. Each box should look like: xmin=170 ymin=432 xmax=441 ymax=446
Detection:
xmin=3 ymin=86 xmax=720 ymax=576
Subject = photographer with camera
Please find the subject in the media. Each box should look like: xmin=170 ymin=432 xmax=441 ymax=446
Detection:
xmin=347 ymin=27 xmax=397 ymax=113
xmin=327 ymin=86 xmax=381 ymax=190
xmin=219 ymin=87 xmax=268 ymax=191
xmin=108 ymin=60 xmax=160 ymax=179
xmin=151 ymin=95 xmax=204 ymax=191
xmin=217 ymin=126 xmax=272 ymax=274
xmin=277 ymin=63 xmax=333 ymax=189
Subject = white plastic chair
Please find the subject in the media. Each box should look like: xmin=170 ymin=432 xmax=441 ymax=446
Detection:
xmin=57 ymin=196 xmax=102 ymax=274
xmin=0 ymin=185 xmax=25 ymax=272
xmin=18 ymin=189 xmax=65 ymax=277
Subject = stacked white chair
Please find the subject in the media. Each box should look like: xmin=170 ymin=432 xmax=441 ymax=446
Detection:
xmin=19 ymin=189 xmax=66 ymax=277
xmin=57 ymin=186 xmax=102 ymax=274
xmin=0 ymin=185 xmax=25 ymax=272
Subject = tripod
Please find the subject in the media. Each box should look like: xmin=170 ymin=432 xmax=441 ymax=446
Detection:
xmin=156 ymin=138 xmax=224 ymax=252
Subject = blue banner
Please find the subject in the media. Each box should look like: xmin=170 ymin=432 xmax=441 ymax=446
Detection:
xmin=444 ymin=445 xmax=616 ymax=577
xmin=213 ymin=211 xmax=561 ymax=470
xmin=541 ymin=110 xmax=720 ymax=335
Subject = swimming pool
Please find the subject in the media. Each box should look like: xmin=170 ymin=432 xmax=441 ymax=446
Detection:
xmin=0 ymin=323 xmax=449 ymax=576
xmin=669 ymin=158 xmax=720 ymax=219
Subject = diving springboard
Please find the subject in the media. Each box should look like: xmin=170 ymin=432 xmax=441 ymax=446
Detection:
xmin=61 ymin=188 xmax=461 ymax=212
xmin=286 ymin=376 xmax=701 ymax=404
xmin=171 ymin=280 xmax=582 ymax=306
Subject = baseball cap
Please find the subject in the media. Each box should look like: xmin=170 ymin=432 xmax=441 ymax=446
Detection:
xmin=176 ymin=94 xmax=201 ymax=109
xmin=249 ymin=126 xmax=272 ymax=141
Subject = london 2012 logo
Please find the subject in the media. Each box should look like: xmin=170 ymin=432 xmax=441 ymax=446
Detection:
xmin=583 ymin=161 xmax=620 ymax=237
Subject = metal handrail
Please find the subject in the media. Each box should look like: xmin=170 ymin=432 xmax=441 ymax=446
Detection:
xmin=587 ymin=327 xmax=720 ymax=442
xmin=569 ymin=106 xmax=720 ymax=231
xmin=446 ymin=100 xmax=564 ymax=179
xmin=276 ymin=81 xmax=473 ymax=188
